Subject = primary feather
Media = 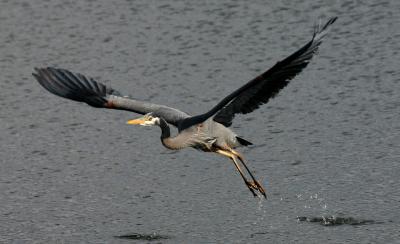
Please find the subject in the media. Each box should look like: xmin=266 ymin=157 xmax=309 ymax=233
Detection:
xmin=178 ymin=17 xmax=337 ymax=129
xmin=33 ymin=67 xmax=189 ymax=126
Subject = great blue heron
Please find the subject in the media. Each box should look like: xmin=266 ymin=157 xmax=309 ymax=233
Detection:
xmin=33 ymin=17 xmax=337 ymax=198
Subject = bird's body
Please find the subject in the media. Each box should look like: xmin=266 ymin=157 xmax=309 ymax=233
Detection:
xmin=165 ymin=118 xmax=248 ymax=151
xmin=33 ymin=17 xmax=337 ymax=198
xmin=182 ymin=118 xmax=243 ymax=149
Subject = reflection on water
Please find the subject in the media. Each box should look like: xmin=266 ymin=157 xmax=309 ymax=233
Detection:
xmin=296 ymin=215 xmax=382 ymax=226
xmin=115 ymin=232 xmax=170 ymax=241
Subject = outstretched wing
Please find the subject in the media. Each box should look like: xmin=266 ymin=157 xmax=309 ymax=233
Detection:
xmin=33 ymin=67 xmax=189 ymax=126
xmin=179 ymin=17 xmax=337 ymax=130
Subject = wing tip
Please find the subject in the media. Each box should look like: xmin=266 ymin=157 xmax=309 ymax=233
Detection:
xmin=322 ymin=16 xmax=338 ymax=32
xmin=313 ymin=16 xmax=338 ymax=40
xmin=32 ymin=66 xmax=112 ymax=107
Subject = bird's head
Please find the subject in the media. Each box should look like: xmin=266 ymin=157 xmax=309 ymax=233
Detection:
xmin=126 ymin=113 xmax=160 ymax=127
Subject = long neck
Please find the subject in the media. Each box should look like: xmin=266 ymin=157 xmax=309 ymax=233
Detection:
xmin=158 ymin=117 xmax=170 ymax=139
xmin=158 ymin=118 xmax=184 ymax=150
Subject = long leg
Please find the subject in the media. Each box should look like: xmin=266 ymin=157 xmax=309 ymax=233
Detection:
xmin=230 ymin=149 xmax=267 ymax=198
xmin=216 ymin=149 xmax=257 ymax=197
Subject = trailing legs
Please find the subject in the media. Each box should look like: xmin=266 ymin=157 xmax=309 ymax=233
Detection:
xmin=216 ymin=149 xmax=266 ymax=198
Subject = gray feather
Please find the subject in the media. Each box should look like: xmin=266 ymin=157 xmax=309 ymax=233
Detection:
xmin=33 ymin=67 xmax=190 ymax=127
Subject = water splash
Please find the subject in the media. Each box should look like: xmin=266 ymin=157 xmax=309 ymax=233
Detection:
xmin=294 ymin=191 xmax=329 ymax=215
xmin=252 ymin=196 xmax=267 ymax=225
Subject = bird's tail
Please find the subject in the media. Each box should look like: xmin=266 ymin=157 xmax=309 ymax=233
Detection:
xmin=33 ymin=67 xmax=120 ymax=108
xmin=236 ymin=136 xmax=253 ymax=146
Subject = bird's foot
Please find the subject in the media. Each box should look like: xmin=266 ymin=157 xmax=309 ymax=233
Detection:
xmin=248 ymin=180 xmax=267 ymax=199
xmin=245 ymin=181 xmax=258 ymax=197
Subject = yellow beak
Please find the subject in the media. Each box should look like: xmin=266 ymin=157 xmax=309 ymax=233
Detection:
xmin=126 ymin=118 xmax=146 ymax=125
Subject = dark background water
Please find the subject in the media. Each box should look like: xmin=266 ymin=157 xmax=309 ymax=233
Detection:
xmin=1 ymin=0 xmax=400 ymax=243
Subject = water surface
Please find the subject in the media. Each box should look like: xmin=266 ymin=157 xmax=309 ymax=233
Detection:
xmin=1 ymin=0 xmax=400 ymax=243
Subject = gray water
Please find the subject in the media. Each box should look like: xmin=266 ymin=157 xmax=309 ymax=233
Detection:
xmin=1 ymin=0 xmax=400 ymax=243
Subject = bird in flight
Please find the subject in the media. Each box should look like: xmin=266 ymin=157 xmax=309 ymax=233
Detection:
xmin=33 ymin=17 xmax=337 ymax=198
